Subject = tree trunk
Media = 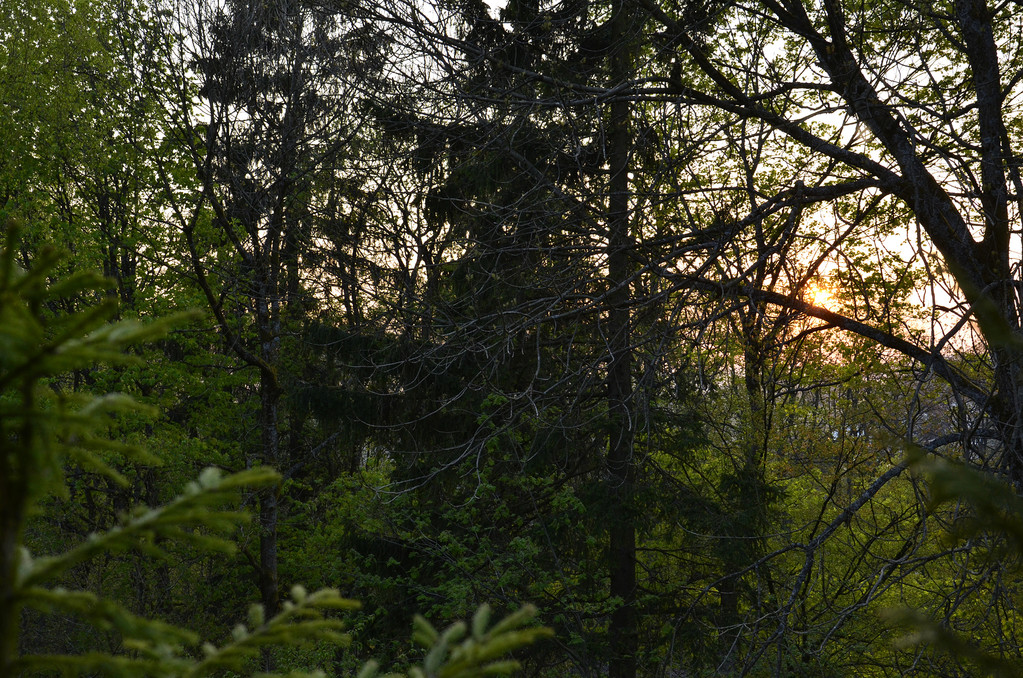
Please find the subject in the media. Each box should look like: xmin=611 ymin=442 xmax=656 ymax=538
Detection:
xmin=257 ymin=282 xmax=282 ymax=671
xmin=717 ymin=327 xmax=769 ymax=669
xmin=0 ymin=446 xmax=24 ymax=675
xmin=606 ymin=3 xmax=636 ymax=675
xmin=258 ymin=374 xmax=281 ymax=621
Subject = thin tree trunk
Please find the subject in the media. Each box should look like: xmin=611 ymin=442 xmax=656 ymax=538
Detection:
xmin=258 ymin=379 xmax=280 ymax=620
xmin=258 ymin=289 xmax=282 ymax=671
xmin=606 ymin=3 xmax=636 ymax=674
xmin=717 ymin=328 xmax=768 ymax=669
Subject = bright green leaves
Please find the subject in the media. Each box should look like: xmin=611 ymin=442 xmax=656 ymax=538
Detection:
xmin=22 ymin=467 xmax=280 ymax=591
xmin=0 ymin=222 xmax=158 ymax=507
xmin=907 ymin=445 xmax=1023 ymax=554
xmin=880 ymin=448 xmax=1023 ymax=677
xmin=358 ymin=605 xmax=553 ymax=678
xmin=0 ymin=225 xmax=352 ymax=677
xmin=0 ymin=221 xmax=183 ymax=499
xmin=15 ymin=567 xmax=362 ymax=678
xmin=0 ymin=222 xmax=551 ymax=677
xmin=183 ymin=587 xmax=359 ymax=678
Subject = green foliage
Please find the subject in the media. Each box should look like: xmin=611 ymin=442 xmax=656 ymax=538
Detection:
xmin=910 ymin=450 xmax=1023 ymax=552
xmin=361 ymin=605 xmax=553 ymax=678
xmin=882 ymin=449 xmax=1023 ymax=677
xmin=0 ymin=223 xmax=550 ymax=677
xmin=0 ymin=220 xmax=351 ymax=676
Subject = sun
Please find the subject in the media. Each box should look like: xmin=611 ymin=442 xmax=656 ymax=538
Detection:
xmin=807 ymin=282 xmax=835 ymax=308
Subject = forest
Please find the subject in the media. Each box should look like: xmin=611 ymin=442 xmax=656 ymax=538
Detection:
xmin=3 ymin=0 xmax=1023 ymax=675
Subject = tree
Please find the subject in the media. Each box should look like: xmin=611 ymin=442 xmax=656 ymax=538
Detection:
xmin=1 ymin=0 xmax=257 ymax=644
xmin=342 ymin=0 xmax=725 ymax=674
xmin=15 ymin=0 xmax=1023 ymax=672
xmin=633 ymin=0 xmax=1023 ymax=476
xmin=0 ymin=219 xmax=348 ymax=676
xmin=149 ymin=0 xmax=393 ymax=646
xmin=0 ymin=218 xmax=551 ymax=677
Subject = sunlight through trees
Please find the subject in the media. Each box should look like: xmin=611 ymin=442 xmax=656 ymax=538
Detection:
xmin=3 ymin=0 xmax=1023 ymax=674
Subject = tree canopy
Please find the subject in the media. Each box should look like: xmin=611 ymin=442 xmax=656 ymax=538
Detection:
xmin=4 ymin=0 xmax=1023 ymax=674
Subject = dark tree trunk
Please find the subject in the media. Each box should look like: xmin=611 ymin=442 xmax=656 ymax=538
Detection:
xmin=0 ymin=430 xmax=25 ymax=675
xmin=606 ymin=4 xmax=637 ymax=675
xmin=258 ymin=370 xmax=281 ymax=623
